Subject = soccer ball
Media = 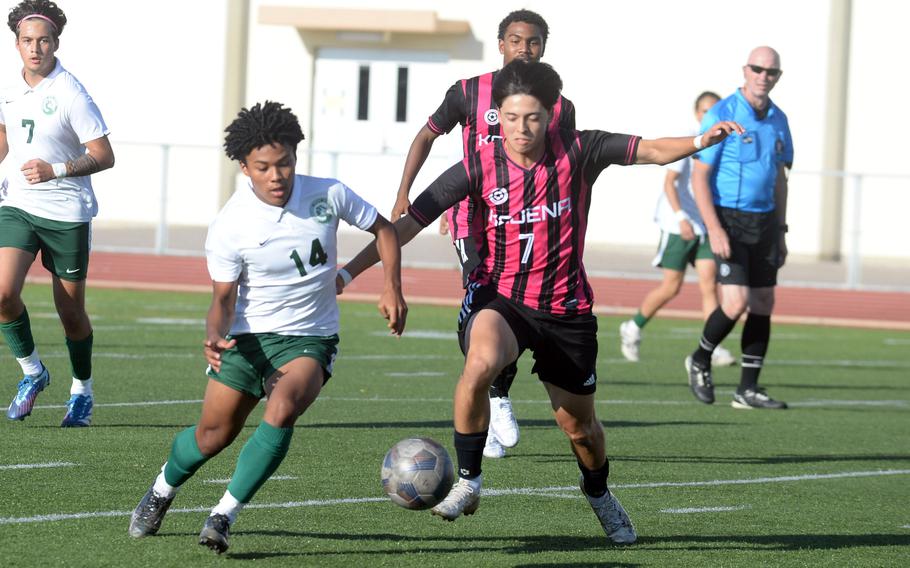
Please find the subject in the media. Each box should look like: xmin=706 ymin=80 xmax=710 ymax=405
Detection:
xmin=381 ymin=437 xmax=455 ymax=510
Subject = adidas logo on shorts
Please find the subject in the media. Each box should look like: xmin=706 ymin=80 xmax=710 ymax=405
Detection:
xmin=583 ymin=374 xmax=596 ymax=387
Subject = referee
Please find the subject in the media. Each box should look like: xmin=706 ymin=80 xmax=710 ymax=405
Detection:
xmin=685 ymin=46 xmax=793 ymax=409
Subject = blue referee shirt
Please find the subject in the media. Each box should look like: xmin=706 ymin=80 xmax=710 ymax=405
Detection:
xmin=696 ymin=89 xmax=793 ymax=213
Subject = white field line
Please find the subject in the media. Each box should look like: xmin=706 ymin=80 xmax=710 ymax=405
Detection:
xmin=483 ymin=469 xmax=910 ymax=494
xmin=660 ymin=505 xmax=751 ymax=514
xmin=790 ymin=400 xmax=909 ymax=408
xmin=31 ymin=396 xmax=908 ymax=412
xmin=203 ymin=475 xmax=298 ymax=485
xmin=0 ymin=462 xmax=76 ymax=471
xmin=371 ymin=330 xmax=457 ymax=340
xmin=384 ymin=372 xmax=446 ymax=377
xmin=27 ymin=346 xmax=910 ymax=368
xmin=136 ymin=318 xmax=205 ymax=325
xmin=1 ymin=469 xmax=907 ymax=527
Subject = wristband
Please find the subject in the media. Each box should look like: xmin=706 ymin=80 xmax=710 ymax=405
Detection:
xmin=337 ymin=267 xmax=353 ymax=287
xmin=674 ymin=209 xmax=689 ymax=223
xmin=693 ymin=134 xmax=705 ymax=150
xmin=52 ymin=162 xmax=67 ymax=178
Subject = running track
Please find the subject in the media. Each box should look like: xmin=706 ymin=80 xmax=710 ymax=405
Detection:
xmin=26 ymin=251 xmax=910 ymax=330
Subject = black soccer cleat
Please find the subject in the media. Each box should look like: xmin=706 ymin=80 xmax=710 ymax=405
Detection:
xmin=199 ymin=514 xmax=231 ymax=554
xmin=732 ymin=388 xmax=788 ymax=410
xmin=129 ymin=485 xmax=175 ymax=537
xmin=685 ymin=356 xmax=715 ymax=404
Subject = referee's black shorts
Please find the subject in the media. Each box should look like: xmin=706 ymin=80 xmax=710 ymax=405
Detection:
xmin=715 ymin=207 xmax=782 ymax=288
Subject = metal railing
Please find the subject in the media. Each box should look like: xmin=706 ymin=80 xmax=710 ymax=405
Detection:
xmin=87 ymin=142 xmax=910 ymax=291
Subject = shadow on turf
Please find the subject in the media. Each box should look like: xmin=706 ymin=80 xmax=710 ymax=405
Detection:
xmin=219 ymin=531 xmax=639 ymax=561
xmin=159 ymin=529 xmax=910 ymax=560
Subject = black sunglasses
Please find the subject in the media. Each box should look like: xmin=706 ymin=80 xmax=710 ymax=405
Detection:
xmin=747 ymin=64 xmax=782 ymax=78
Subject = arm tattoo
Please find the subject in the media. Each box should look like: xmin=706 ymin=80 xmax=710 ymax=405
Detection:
xmin=65 ymin=154 xmax=101 ymax=177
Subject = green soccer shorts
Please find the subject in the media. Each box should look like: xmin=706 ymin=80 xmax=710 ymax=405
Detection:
xmin=654 ymin=232 xmax=714 ymax=272
xmin=207 ymin=332 xmax=339 ymax=399
xmin=0 ymin=206 xmax=90 ymax=281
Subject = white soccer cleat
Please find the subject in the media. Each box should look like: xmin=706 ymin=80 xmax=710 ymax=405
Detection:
xmin=580 ymin=476 xmax=637 ymax=544
xmin=489 ymin=396 xmax=519 ymax=448
xmin=431 ymin=475 xmax=481 ymax=521
xmin=712 ymin=345 xmax=737 ymax=367
xmin=483 ymin=433 xmax=506 ymax=458
xmin=619 ymin=321 xmax=641 ymax=362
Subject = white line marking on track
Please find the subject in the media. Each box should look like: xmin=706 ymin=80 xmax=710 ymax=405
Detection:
xmin=884 ymin=339 xmax=910 ymax=346
xmin=1 ymin=468 xmax=906 ymax=526
xmin=660 ymin=505 xmax=750 ymax=514
xmin=0 ymin=462 xmax=76 ymax=471
xmin=203 ymin=475 xmax=298 ymax=485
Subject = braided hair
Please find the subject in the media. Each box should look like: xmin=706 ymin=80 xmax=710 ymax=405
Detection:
xmin=8 ymin=0 xmax=66 ymax=39
xmin=223 ymin=101 xmax=305 ymax=163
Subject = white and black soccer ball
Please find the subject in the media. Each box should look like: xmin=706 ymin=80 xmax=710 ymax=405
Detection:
xmin=381 ymin=437 xmax=454 ymax=510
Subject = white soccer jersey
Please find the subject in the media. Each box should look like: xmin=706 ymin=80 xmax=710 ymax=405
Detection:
xmin=653 ymin=127 xmax=706 ymax=236
xmin=206 ymin=174 xmax=378 ymax=336
xmin=0 ymin=59 xmax=109 ymax=222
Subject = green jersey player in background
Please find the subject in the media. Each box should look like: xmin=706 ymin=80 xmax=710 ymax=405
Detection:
xmin=128 ymin=101 xmax=406 ymax=554
xmin=1 ymin=0 xmax=115 ymax=426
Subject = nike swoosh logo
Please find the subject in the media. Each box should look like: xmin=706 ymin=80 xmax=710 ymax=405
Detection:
xmin=65 ymin=268 xmax=80 ymax=274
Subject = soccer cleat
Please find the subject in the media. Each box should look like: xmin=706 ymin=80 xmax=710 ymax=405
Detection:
xmin=6 ymin=366 xmax=50 ymax=421
xmin=489 ymin=396 xmax=519 ymax=447
xmin=60 ymin=394 xmax=93 ymax=427
xmin=483 ymin=433 xmax=505 ymax=459
xmin=732 ymin=388 xmax=788 ymax=410
xmin=685 ymin=356 xmax=715 ymax=404
xmin=128 ymin=485 xmax=175 ymax=537
xmin=619 ymin=320 xmax=641 ymax=362
xmin=580 ymin=476 xmax=637 ymax=544
xmin=712 ymin=345 xmax=737 ymax=367
xmin=199 ymin=514 xmax=232 ymax=554
xmin=431 ymin=475 xmax=481 ymax=521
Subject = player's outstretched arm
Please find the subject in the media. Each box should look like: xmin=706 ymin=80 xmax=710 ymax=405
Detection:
xmin=340 ymin=215 xmax=425 ymax=288
xmin=367 ymin=215 xmax=408 ymax=336
xmin=391 ymin=126 xmax=440 ymax=220
xmin=204 ymin=280 xmax=239 ymax=373
xmin=635 ymin=121 xmax=743 ymax=166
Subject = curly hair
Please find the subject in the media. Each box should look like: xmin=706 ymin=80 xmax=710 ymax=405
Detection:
xmin=7 ymin=0 xmax=66 ymax=38
xmin=497 ymin=9 xmax=549 ymax=45
xmin=492 ymin=60 xmax=562 ymax=112
xmin=223 ymin=101 xmax=305 ymax=163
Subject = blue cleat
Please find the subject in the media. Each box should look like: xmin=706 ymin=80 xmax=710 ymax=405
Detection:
xmin=61 ymin=394 xmax=93 ymax=427
xmin=7 ymin=366 xmax=50 ymax=421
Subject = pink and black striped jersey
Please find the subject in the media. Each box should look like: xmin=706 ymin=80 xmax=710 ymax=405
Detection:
xmin=426 ymin=70 xmax=575 ymax=242
xmin=409 ymin=129 xmax=640 ymax=315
